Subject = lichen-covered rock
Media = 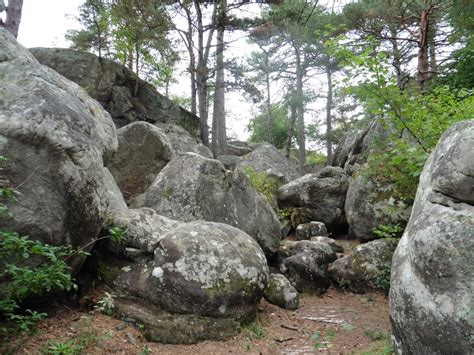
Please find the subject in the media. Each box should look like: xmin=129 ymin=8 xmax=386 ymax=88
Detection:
xmin=107 ymin=122 xmax=174 ymax=199
xmin=328 ymin=238 xmax=398 ymax=293
xmin=97 ymin=221 xmax=269 ymax=343
xmin=0 ymin=29 xmax=117 ymax=273
xmin=344 ymin=174 xmax=410 ymax=243
xmin=330 ymin=132 xmax=358 ymax=168
xmin=235 ymin=144 xmax=298 ymax=184
xmin=226 ymin=142 xmax=253 ymax=157
xmin=279 ymin=241 xmax=336 ymax=294
xmin=102 ymin=167 xmax=128 ymax=214
xmin=264 ymin=273 xmax=299 ymax=310
xmin=217 ymin=155 xmax=241 ymax=170
xmin=277 ymin=167 xmax=349 ymax=232
xmin=143 ymin=153 xmax=281 ymax=257
xmin=30 ymin=47 xmax=200 ymax=135
xmin=389 ymin=120 xmax=474 ymax=354
xmin=295 ymin=221 xmax=328 ymax=240
xmin=154 ymin=122 xmax=212 ymax=158
xmin=310 ymin=236 xmax=344 ymax=254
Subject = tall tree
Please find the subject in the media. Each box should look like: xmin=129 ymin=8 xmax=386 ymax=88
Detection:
xmin=0 ymin=0 xmax=23 ymax=38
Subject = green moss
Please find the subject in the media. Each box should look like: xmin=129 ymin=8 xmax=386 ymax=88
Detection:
xmin=161 ymin=187 xmax=173 ymax=199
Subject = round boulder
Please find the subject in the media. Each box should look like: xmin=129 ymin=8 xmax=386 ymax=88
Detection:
xmin=264 ymin=273 xmax=299 ymax=310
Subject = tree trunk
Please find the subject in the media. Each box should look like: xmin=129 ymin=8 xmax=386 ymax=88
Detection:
xmin=264 ymin=50 xmax=274 ymax=145
xmin=211 ymin=0 xmax=226 ymax=157
xmin=295 ymin=47 xmax=306 ymax=177
xmin=286 ymin=101 xmax=296 ymax=159
xmin=417 ymin=9 xmax=429 ymax=92
xmin=389 ymin=24 xmax=404 ymax=90
xmin=194 ymin=0 xmax=217 ymax=147
xmin=1 ymin=0 xmax=23 ymax=38
xmin=325 ymin=62 xmax=333 ymax=166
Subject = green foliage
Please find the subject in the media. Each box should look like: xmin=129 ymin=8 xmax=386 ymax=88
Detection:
xmin=372 ymin=224 xmax=404 ymax=239
xmin=242 ymin=322 xmax=266 ymax=341
xmin=94 ymin=292 xmax=116 ymax=316
xmin=311 ymin=328 xmax=336 ymax=350
xmin=247 ymin=105 xmax=290 ymax=149
xmin=306 ymin=151 xmax=326 ymax=165
xmin=244 ymin=167 xmax=280 ymax=207
xmin=46 ymin=339 xmax=81 ymax=355
xmin=375 ymin=267 xmax=392 ymax=295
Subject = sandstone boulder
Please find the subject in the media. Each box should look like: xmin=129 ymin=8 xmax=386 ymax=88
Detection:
xmin=264 ymin=273 xmax=299 ymax=310
xmin=389 ymin=120 xmax=474 ymax=354
xmin=96 ymin=221 xmax=269 ymax=343
xmin=154 ymin=122 xmax=212 ymax=158
xmin=295 ymin=221 xmax=328 ymax=240
xmin=236 ymin=144 xmax=298 ymax=184
xmin=143 ymin=153 xmax=281 ymax=257
xmin=0 ymin=29 xmax=117 ymax=273
xmin=277 ymin=167 xmax=349 ymax=232
xmin=107 ymin=122 xmax=174 ymax=200
xmin=30 ymin=47 xmax=200 ymax=135
xmin=328 ymin=238 xmax=398 ymax=293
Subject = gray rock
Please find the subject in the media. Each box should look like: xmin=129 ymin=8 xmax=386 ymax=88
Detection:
xmin=264 ymin=273 xmax=299 ymax=310
xmin=97 ymin=221 xmax=269 ymax=343
xmin=226 ymin=143 xmax=253 ymax=157
xmin=330 ymin=132 xmax=358 ymax=168
xmin=295 ymin=221 xmax=328 ymax=240
xmin=235 ymin=144 xmax=298 ymax=184
xmin=279 ymin=240 xmax=336 ymax=294
xmin=389 ymin=120 xmax=474 ymax=354
xmin=30 ymin=47 xmax=200 ymax=136
xmin=344 ymin=173 xmax=410 ymax=243
xmin=143 ymin=153 xmax=281 ymax=257
xmin=154 ymin=122 xmax=212 ymax=158
xmin=102 ymin=167 xmax=128 ymax=214
xmin=0 ymin=29 xmax=117 ymax=273
xmin=107 ymin=122 xmax=174 ymax=199
xmin=310 ymin=236 xmax=344 ymax=254
xmin=217 ymin=154 xmax=241 ymax=170
xmin=277 ymin=168 xmax=349 ymax=231
xmin=328 ymin=238 xmax=398 ymax=293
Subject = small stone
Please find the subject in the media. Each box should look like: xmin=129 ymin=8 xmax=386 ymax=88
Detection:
xmin=126 ymin=332 xmax=138 ymax=345
xmin=116 ymin=322 xmax=127 ymax=331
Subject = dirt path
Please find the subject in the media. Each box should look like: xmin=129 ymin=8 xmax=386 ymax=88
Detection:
xmin=5 ymin=287 xmax=392 ymax=355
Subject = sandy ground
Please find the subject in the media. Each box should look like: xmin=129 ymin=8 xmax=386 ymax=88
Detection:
xmin=3 ymin=286 xmax=392 ymax=355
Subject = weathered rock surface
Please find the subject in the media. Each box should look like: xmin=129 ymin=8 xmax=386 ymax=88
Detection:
xmin=155 ymin=122 xmax=212 ymax=158
xmin=344 ymin=174 xmax=410 ymax=242
xmin=310 ymin=236 xmax=344 ymax=254
xmin=143 ymin=153 xmax=281 ymax=257
xmin=226 ymin=142 xmax=253 ymax=157
xmin=107 ymin=122 xmax=174 ymax=199
xmin=236 ymin=144 xmax=298 ymax=184
xmin=30 ymin=47 xmax=200 ymax=135
xmin=279 ymin=241 xmax=337 ymax=294
xmin=264 ymin=273 xmax=299 ymax=310
xmin=0 ymin=29 xmax=117 ymax=273
xmin=330 ymin=132 xmax=358 ymax=168
xmin=329 ymin=238 xmax=398 ymax=293
xmin=277 ymin=167 xmax=349 ymax=231
xmin=295 ymin=221 xmax=328 ymax=240
xmin=389 ymin=120 xmax=474 ymax=354
xmin=97 ymin=221 xmax=269 ymax=343
xmin=217 ymin=155 xmax=241 ymax=170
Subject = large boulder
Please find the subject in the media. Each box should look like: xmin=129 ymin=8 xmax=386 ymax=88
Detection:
xmin=389 ymin=120 xmax=474 ymax=354
xmin=277 ymin=166 xmax=349 ymax=232
xmin=154 ymin=122 xmax=212 ymax=158
xmin=330 ymin=131 xmax=357 ymax=168
xmin=30 ymin=47 xmax=200 ymax=135
xmin=344 ymin=174 xmax=411 ymax=242
xmin=143 ymin=153 xmax=281 ymax=257
xmin=0 ymin=29 xmax=117 ymax=273
xmin=235 ymin=144 xmax=298 ymax=184
xmin=96 ymin=220 xmax=269 ymax=343
xmin=107 ymin=122 xmax=174 ymax=200
xmin=328 ymin=238 xmax=398 ymax=293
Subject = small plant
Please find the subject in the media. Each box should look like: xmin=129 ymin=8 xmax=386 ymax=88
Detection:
xmin=46 ymin=339 xmax=81 ymax=355
xmin=242 ymin=322 xmax=266 ymax=341
xmin=95 ymin=292 xmax=116 ymax=315
xmin=365 ymin=329 xmax=388 ymax=341
xmin=375 ymin=267 xmax=392 ymax=295
xmin=244 ymin=168 xmax=280 ymax=205
xmin=310 ymin=329 xmax=336 ymax=350
xmin=372 ymin=224 xmax=404 ymax=239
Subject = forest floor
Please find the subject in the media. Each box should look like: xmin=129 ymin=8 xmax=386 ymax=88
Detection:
xmin=4 ymin=287 xmax=391 ymax=355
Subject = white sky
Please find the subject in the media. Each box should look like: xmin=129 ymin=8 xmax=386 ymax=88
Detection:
xmin=14 ymin=0 xmax=329 ymax=142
